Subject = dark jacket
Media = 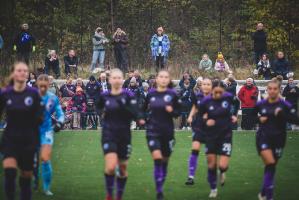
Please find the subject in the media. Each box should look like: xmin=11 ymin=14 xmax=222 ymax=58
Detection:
xmin=64 ymin=55 xmax=78 ymax=68
xmin=113 ymin=33 xmax=129 ymax=49
xmin=179 ymin=85 xmax=193 ymax=112
xmin=272 ymin=58 xmax=291 ymax=77
xmin=282 ymin=84 xmax=299 ymax=108
xmin=179 ymin=76 xmax=196 ymax=89
xmin=252 ymin=30 xmax=267 ymax=52
xmin=86 ymin=82 xmax=101 ymax=100
xmin=257 ymin=60 xmax=272 ymax=78
xmin=225 ymin=80 xmax=237 ymax=96
xmin=14 ymin=30 xmax=36 ymax=52
xmin=45 ymin=57 xmax=59 ymax=70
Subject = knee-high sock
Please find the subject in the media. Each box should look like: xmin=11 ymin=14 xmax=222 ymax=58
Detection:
xmin=116 ymin=177 xmax=127 ymax=199
xmin=19 ymin=177 xmax=32 ymax=200
xmin=262 ymin=164 xmax=276 ymax=199
xmin=162 ymin=161 xmax=168 ymax=184
xmin=154 ymin=159 xmax=163 ymax=194
xmin=188 ymin=150 xmax=199 ymax=178
xmin=4 ymin=168 xmax=17 ymax=200
xmin=105 ymin=174 xmax=115 ymax=197
xmin=207 ymin=168 xmax=217 ymax=190
xmin=41 ymin=161 xmax=52 ymax=191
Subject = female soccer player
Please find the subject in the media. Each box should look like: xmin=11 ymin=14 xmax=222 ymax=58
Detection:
xmin=255 ymin=80 xmax=299 ymax=200
xmin=96 ymin=68 xmax=144 ymax=200
xmin=199 ymin=80 xmax=238 ymax=198
xmin=144 ymin=70 xmax=182 ymax=200
xmin=36 ymin=74 xmax=65 ymax=196
xmin=185 ymin=78 xmax=212 ymax=185
xmin=0 ymin=62 xmax=44 ymax=200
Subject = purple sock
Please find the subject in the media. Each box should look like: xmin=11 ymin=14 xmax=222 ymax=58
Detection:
xmin=263 ymin=164 xmax=276 ymax=199
xmin=105 ymin=174 xmax=115 ymax=197
xmin=116 ymin=177 xmax=127 ymax=199
xmin=4 ymin=168 xmax=17 ymax=200
xmin=19 ymin=177 xmax=32 ymax=200
xmin=162 ymin=161 xmax=168 ymax=184
xmin=207 ymin=168 xmax=217 ymax=190
xmin=188 ymin=150 xmax=199 ymax=178
xmin=154 ymin=159 xmax=163 ymax=194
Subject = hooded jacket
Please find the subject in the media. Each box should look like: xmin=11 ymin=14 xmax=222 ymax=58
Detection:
xmin=238 ymin=84 xmax=259 ymax=108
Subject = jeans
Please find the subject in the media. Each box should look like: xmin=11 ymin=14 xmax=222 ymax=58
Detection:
xmin=155 ymin=55 xmax=165 ymax=72
xmin=90 ymin=50 xmax=105 ymax=71
xmin=17 ymin=51 xmax=30 ymax=65
xmin=114 ymin=48 xmax=128 ymax=72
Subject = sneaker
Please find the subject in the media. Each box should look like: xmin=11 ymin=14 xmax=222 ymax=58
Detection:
xmin=220 ymin=172 xmax=226 ymax=186
xmin=258 ymin=193 xmax=266 ymax=200
xmin=44 ymin=190 xmax=54 ymax=196
xmin=157 ymin=192 xmax=164 ymax=200
xmin=209 ymin=189 xmax=218 ymax=198
xmin=187 ymin=126 xmax=191 ymax=131
xmin=185 ymin=177 xmax=195 ymax=185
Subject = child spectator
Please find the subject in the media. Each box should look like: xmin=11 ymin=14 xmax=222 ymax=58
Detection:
xmin=48 ymin=76 xmax=59 ymax=96
xmin=199 ymin=54 xmax=213 ymax=71
xmin=60 ymin=77 xmax=76 ymax=98
xmin=214 ymin=52 xmax=232 ymax=73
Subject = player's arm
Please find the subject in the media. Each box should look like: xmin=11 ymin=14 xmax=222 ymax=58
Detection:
xmin=53 ymin=96 xmax=65 ymax=132
xmin=35 ymin=93 xmax=45 ymax=125
xmin=282 ymin=103 xmax=299 ymax=125
xmin=169 ymin=94 xmax=182 ymax=118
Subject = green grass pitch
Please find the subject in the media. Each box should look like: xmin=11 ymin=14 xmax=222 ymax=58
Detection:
xmin=1 ymin=131 xmax=299 ymax=200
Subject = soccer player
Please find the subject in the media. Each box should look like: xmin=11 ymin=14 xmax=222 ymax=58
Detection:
xmin=255 ymin=80 xmax=299 ymax=200
xmin=96 ymin=68 xmax=144 ymax=200
xmin=0 ymin=62 xmax=44 ymax=200
xmin=144 ymin=70 xmax=182 ymax=200
xmin=36 ymin=74 xmax=65 ymax=195
xmin=185 ymin=78 xmax=212 ymax=185
xmin=199 ymin=80 xmax=238 ymax=198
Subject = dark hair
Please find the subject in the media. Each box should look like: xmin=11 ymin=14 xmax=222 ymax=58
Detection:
xmin=37 ymin=74 xmax=49 ymax=82
xmin=212 ymin=79 xmax=226 ymax=89
xmin=260 ymin=53 xmax=269 ymax=60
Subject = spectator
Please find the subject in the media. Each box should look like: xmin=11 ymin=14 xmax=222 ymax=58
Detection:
xmin=45 ymin=50 xmax=60 ymax=78
xmin=91 ymin=27 xmax=109 ymax=72
xmin=60 ymin=77 xmax=76 ymax=98
xmin=76 ymin=78 xmax=86 ymax=91
xmin=113 ymin=28 xmax=129 ymax=72
xmin=127 ymin=77 xmax=142 ymax=97
xmin=133 ymin=70 xmax=144 ymax=87
xmin=64 ymin=49 xmax=79 ymax=78
xmin=26 ymin=72 xmax=37 ymax=87
xmin=252 ymin=22 xmax=267 ymax=64
xmin=86 ymin=75 xmax=101 ymax=100
xmin=48 ymin=75 xmax=59 ymax=96
xmin=214 ymin=52 xmax=232 ymax=73
xmin=238 ymin=78 xmax=259 ymax=130
xmin=0 ymin=34 xmax=3 ymax=50
xmin=282 ymin=77 xmax=299 ymax=111
xmin=224 ymin=74 xmax=237 ymax=96
xmin=255 ymin=53 xmax=272 ymax=80
xmin=68 ymin=87 xmax=87 ymax=129
xmin=150 ymin=26 xmax=170 ymax=72
xmin=13 ymin=23 xmax=36 ymax=64
xmin=123 ymin=70 xmax=134 ymax=88
xmin=179 ymin=78 xmax=193 ymax=130
xmin=147 ymin=74 xmax=156 ymax=89
xmin=193 ymin=77 xmax=203 ymax=94
xmin=179 ymin=71 xmax=196 ymax=89
xmin=199 ymin=54 xmax=213 ymax=71
xmin=272 ymin=51 xmax=292 ymax=80
xmin=98 ymin=71 xmax=110 ymax=93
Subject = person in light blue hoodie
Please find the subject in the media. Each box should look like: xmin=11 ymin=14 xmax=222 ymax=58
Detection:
xmin=199 ymin=54 xmax=213 ymax=72
xmin=150 ymin=26 xmax=170 ymax=72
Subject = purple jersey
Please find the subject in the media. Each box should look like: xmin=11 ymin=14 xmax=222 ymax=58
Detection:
xmin=255 ymin=99 xmax=299 ymax=137
xmin=191 ymin=91 xmax=206 ymax=133
xmin=96 ymin=89 xmax=142 ymax=137
xmin=0 ymin=86 xmax=44 ymax=146
xmin=144 ymin=89 xmax=182 ymax=136
xmin=199 ymin=92 xmax=238 ymax=139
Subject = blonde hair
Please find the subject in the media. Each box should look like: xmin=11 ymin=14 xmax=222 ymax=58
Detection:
xmin=110 ymin=68 xmax=124 ymax=78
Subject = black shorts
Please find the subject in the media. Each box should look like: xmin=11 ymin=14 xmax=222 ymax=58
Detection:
xmin=1 ymin=144 xmax=35 ymax=171
xmin=192 ymin=131 xmax=206 ymax=143
xmin=146 ymin=135 xmax=175 ymax=157
xmin=205 ymin=137 xmax=232 ymax=157
xmin=256 ymin=134 xmax=284 ymax=160
xmin=101 ymin=135 xmax=132 ymax=160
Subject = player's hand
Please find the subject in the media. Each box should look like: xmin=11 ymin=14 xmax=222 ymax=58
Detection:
xmin=206 ymin=119 xmax=215 ymax=127
xmin=165 ymin=105 xmax=173 ymax=113
xmin=187 ymin=116 xmax=193 ymax=125
xmin=231 ymin=115 xmax=238 ymax=123
xmin=274 ymin=107 xmax=283 ymax=117
xmin=138 ymin=119 xmax=146 ymax=125
xmin=54 ymin=122 xmax=63 ymax=132
xmin=259 ymin=116 xmax=268 ymax=123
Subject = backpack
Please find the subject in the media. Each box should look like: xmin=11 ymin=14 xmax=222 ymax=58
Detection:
xmin=20 ymin=32 xmax=31 ymax=44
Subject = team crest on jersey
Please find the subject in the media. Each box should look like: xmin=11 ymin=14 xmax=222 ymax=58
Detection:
xmin=105 ymin=100 xmax=110 ymax=106
xmin=103 ymin=143 xmax=109 ymax=150
xmin=149 ymin=140 xmax=155 ymax=146
xmin=261 ymin=108 xmax=267 ymax=114
xmin=222 ymin=101 xmax=229 ymax=108
xmin=163 ymin=95 xmax=172 ymax=102
xmin=209 ymin=105 xmax=214 ymax=110
xmin=24 ymin=96 xmax=33 ymax=106
xmin=150 ymin=97 xmax=156 ymax=102
xmin=261 ymin=144 xmax=268 ymax=149
xmin=6 ymin=99 xmax=12 ymax=105
xmin=197 ymin=100 xmax=201 ymax=105
xmin=291 ymin=108 xmax=296 ymax=114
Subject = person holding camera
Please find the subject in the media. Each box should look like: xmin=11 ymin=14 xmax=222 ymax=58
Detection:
xmin=238 ymin=78 xmax=259 ymax=130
